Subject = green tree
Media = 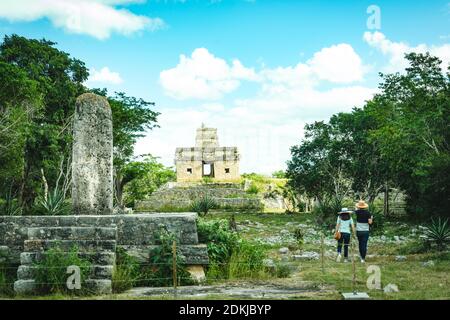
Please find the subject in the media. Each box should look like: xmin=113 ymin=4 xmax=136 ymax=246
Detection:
xmin=367 ymin=53 xmax=449 ymax=217
xmin=123 ymin=155 xmax=176 ymax=208
xmin=286 ymin=120 xmax=353 ymax=208
xmin=0 ymin=34 xmax=88 ymax=211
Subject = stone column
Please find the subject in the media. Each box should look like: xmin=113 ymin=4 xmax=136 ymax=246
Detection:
xmin=72 ymin=93 xmax=113 ymax=215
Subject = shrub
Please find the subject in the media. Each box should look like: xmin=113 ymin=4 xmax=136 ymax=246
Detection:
xmin=274 ymin=262 xmax=291 ymax=278
xmin=34 ymin=187 xmax=71 ymax=215
xmin=370 ymin=208 xmax=386 ymax=236
xmin=246 ymin=183 xmax=260 ymax=195
xmin=0 ymin=264 xmax=16 ymax=296
xmin=202 ymin=176 xmax=214 ymax=184
xmin=143 ymin=227 xmax=193 ymax=287
xmin=0 ymin=190 xmax=22 ymax=216
xmin=33 ymin=246 xmax=91 ymax=295
xmin=423 ymin=217 xmax=450 ymax=251
xmin=293 ymin=227 xmax=304 ymax=245
xmin=197 ymin=219 xmax=239 ymax=265
xmin=112 ymin=247 xmax=141 ymax=293
xmin=190 ymin=195 xmax=217 ymax=217
xmin=312 ymin=200 xmax=341 ymax=230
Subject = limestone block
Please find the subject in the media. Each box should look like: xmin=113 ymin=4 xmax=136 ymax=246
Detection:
xmin=72 ymin=93 xmax=113 ymax=215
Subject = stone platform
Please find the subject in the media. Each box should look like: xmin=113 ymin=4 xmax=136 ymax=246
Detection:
xmin=0 ymin=213 xmax=209 ymax=294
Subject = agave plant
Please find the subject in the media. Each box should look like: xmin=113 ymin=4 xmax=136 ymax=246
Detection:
xmin=423 ymin=217 xmax=450 ymax=251
xmin=190 ymin=195 xmax=217 ymax=217
xmin=36 ymin=187 xmax=71 ymax=215
xmin=0 ymin=190 xmax=22 ymax=216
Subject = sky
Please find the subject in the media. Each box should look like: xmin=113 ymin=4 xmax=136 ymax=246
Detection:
xmin=1 ymin=0 xmax=449 ymax=174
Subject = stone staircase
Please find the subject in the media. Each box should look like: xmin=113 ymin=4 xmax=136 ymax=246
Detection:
xmin=14 ymin=226 xmax=117 ymax=295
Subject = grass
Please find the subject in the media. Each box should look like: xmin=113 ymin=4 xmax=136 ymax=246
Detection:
xmin=1 ymin=210 xmax=448 ymax=300
xmin=200 ymin=211 xmax=450 ymax=300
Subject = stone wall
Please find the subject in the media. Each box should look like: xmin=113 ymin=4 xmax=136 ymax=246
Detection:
xmin=0 ymin=213 xmax=208 ymax=265
xmin=135 ymin=183 xmax=263 ymax=212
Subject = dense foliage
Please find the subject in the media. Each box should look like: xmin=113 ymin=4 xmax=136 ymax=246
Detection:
xmin=287 ymin=53 xmax=449 ymax=218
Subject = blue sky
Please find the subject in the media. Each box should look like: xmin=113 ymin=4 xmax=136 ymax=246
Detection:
xmin=1 ymin=0 xmax=449 ymax=174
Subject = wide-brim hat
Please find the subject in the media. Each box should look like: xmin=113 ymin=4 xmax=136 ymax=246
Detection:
xmin=356 ymin=200 xmax=369 ymax=209
xmin=338 ymin=207 xmax=352 ymax=214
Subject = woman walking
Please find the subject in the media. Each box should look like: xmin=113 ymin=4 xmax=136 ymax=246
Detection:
xmin=335 ymin=208 xmax=356 ymax=263
xmin=354 ymin=200 xmax=373 ymax=263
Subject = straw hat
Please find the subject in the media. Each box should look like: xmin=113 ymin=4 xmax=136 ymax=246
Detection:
xmin=355 ymin=200 xmax=369 ymax=209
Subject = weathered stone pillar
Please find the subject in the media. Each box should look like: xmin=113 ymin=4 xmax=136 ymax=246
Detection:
xmin=72 ymin=93 xmax=113 ymax=215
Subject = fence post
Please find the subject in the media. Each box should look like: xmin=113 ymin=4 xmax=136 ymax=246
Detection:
xmin=351 ymin=239 xmax=356 ymax=293
xmin=172 ymin=240 xmax=177 ymax=298
xmin=321 ymin=233 xmax=324 ymax=273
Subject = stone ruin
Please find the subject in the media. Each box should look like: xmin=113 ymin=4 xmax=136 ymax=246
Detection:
xmin=175 ymin=125 xmax=240 ymax=182
xmin=135 ymin=125 xmax=264 ymax=212
xmin=0 ymin=93 xmax=208 ymax=295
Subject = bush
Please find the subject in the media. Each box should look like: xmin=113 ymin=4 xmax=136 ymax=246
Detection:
xmin=370 ymin=208 xmax=386 ymax=236
xmin=274 ymin=262 xmax=292 ymax=278
xmin=197 ymin=219 xmax=239 ymax=266
xmin=312 ymin=200 xmax=341 ymax=230
xmin=246 ymin=183 xmax=260 ymax=195
xmin=197 ymin=218 xmax=274 ymax=280
xmin=190 ymin=195 xmax=217 ymax=217
xmin=112 ymin=248 xmax=141 ymax=293
xmin=144 ymin=227 xmax=193 ymax=287
xmin=0 ymin=190 xmax=22 ymax=216
xmin=33 ymin=246 xmax=91 ymax=295
xmin=0 ymin=264 xmax=16 ymax=296
xmin=423 ymin=217 xmax=450 ymax=251
xmin=293 ymin=227 xmax=304 ymax=246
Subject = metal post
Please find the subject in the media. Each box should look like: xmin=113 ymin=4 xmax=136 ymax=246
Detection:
xmin=351 ymin=239 xmax=356 ymax=293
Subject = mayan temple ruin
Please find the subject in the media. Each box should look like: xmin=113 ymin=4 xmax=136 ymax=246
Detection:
xmin=135 ymin=125 xmax=264 ymax=212
xmin=175 ymin=125 xmax=240 ymax=182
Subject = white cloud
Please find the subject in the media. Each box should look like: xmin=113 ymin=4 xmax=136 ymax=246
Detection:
xmin=159 ymin=48 xmax=259 ymax=100
xmin=87 ymin=67 xmax=123 ymax=84
xmin=145 ymin=43 xmax=376 ymax=173
xmin=363 ymin=31 xmax=450 ymax=72
xmin=161 ymin=43 xmax=369 ymax=101
xmin=0 ymin=0 xmax=165 ymax=39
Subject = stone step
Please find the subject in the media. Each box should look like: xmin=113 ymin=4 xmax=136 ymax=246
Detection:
xmin=84 ymin=279 xmax=112 ymax=295
xmin=20 ymin=251 xmax=116 ymax=266
xmin=27 ymin=227 xmax=117 ymax=241
xmin=24 ymin=239 xmax=116 ymax=252
xmin=14 ymin=279 xmax=112 ymax=295
xmin=14 ymin=279 xmax=36 ymax=295
xmin=17 ymin=265 xmax=114 ymax=281
xmin=121 ymin=244 xmax=209 ymax=265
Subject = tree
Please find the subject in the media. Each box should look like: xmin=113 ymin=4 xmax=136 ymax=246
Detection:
xmin=367 ymin=53 xmax=449 ymax=217
xmin=89 ymin=90 xmax=160 ymax=208
xmin=123 ymin=155 xmax=176 ymax=207
xmin=0 ymin=62 xmax=41 ymax=195
xmin=286 ymin=120 xmax=353 ymax=208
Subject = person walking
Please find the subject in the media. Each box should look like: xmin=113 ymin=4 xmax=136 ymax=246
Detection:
xmin=354 ymin=200 xmax=373 ymax=263
xmin=335 ymin=208 xmax=356 ymax=263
